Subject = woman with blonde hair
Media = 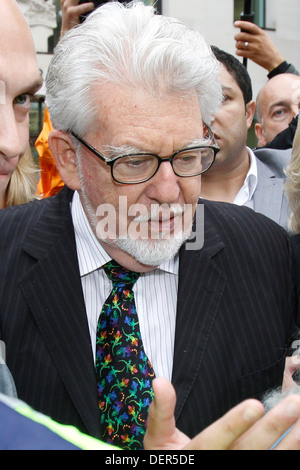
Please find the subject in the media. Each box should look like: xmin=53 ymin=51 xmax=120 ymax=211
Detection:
xmin=1 ymin=147 xmax=39 ymax=208
xmin=0 ymin=148 xmax=39 ymax=209
xmin=285 ymin=119 xmax=300 ymax=234
xmin=283 ymin=118 xmax=300 ymax=390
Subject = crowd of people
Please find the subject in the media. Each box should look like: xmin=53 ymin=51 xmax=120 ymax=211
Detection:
xmin=1 ymin=0 xmax=300 ymax=451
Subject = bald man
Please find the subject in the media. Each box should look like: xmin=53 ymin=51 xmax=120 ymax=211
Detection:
xmin=255 ymin=73 xmax=300 ymax=148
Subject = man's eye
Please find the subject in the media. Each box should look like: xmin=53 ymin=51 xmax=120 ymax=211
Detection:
xmin=272 ymin=108 xmax=287 ymax=119
xmin=129 ymin=158 xmax=146 ymax=167
xmin=14 ymin=93 xmax=31 ymax=107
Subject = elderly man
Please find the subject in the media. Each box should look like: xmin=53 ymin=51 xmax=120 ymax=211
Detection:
xmin=1 ymin=0 xmax=300 ymax=451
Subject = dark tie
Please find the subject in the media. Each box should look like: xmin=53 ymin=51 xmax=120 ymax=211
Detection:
xmin=95 ymin=260 xmax=155 ymax=450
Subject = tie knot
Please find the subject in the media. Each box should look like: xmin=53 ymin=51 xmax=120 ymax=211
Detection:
xmin=104 ymin=260 xmax=140 ymax=288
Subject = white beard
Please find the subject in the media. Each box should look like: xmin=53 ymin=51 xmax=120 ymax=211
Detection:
xmin=111 ymin=202 xmax=191 ymax=266
xmin=112 ymin=231 xmax=188 ymax=266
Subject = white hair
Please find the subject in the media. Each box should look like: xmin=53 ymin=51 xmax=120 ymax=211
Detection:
xmin=45 ymin=0 xmax=222 ymax=135
xmin=263 ymin=384 xmax=300 ymax=413
xmin=285 ymin=118 xmax=300 ymax=233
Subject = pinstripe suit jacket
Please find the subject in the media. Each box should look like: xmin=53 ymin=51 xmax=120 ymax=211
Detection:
xmin=0 ymin=186 xmax=297 ymax=440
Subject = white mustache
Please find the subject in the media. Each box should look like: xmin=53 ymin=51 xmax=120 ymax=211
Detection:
xmin=132 ymin=204 xmax=185 ymax=222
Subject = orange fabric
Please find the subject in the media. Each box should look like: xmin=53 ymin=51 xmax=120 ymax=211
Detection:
xmin=35 ymin=107 xmax=64 ymax=198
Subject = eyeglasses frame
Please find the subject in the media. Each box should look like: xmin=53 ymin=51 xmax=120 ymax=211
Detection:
xmin=70 ymin=125 xmax=219 ymax=184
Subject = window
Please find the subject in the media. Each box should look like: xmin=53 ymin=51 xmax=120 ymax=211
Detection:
xmin=234 ymin=0 xmax=275 ymax=30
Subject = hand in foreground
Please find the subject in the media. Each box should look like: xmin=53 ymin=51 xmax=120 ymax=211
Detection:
xmin=234 ymin=20 xmax=285 ymax=72
xmin=60 ymin=0 xmax=94 ymax=38
xmin=144 ymin=377 xmax=300 ymax=450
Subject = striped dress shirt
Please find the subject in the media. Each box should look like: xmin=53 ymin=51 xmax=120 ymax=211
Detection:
xmin=71 ymin=191 xmax=178 ymax=380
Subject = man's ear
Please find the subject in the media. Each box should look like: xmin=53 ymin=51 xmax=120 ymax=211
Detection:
xmin=254 ymin=122 xmax=268 ymax=147
xmin=245 ymin=100 xmax=256 ymax=129
xmin=48 ymin=130 xmax=81 ymax=190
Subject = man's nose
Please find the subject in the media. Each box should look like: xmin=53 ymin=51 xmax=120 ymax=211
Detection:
xmin=145 ymin=160 xmax=181 ymax=204
xmin=0 ymin=107 xmax=24 ymax=158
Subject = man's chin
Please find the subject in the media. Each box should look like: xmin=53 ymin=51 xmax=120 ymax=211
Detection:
xmin=111 ymin=234 xmax=188 ymax=267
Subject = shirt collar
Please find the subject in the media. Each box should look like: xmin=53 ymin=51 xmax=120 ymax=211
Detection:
xmin=71 ymin=191 xmax=178 ymax=277
xmin=233 ymin=147 xmax=258 ymax=205
xmin=245 ymin=147 xmax=258 ymax=200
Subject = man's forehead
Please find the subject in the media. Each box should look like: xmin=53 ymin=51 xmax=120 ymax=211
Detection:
xmin=1 ymin=0 xmax=37 ymax=63
xmin=0 ymin=10 xmax=41 ymax=100
xmin=91 ymin=82 xmax=202 ymax=136
xmin=264 ymin=76 xmax=300 ymax=100
xmin=266 ymin=87 xmax=300 ymax=111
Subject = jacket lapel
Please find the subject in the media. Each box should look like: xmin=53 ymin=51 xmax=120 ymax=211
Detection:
xmin=19 ymin=188 xmax=101 ymax=438
xmin=253 ymin=159 xmax=285 ymax=225
xmin=172 ymin=201 xmax=226 ymax=419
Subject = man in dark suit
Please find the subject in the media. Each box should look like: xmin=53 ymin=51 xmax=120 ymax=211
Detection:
xmin=2 ymin=0 xmax=300 ymax=451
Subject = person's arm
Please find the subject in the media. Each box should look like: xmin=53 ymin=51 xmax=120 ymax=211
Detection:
xmin=267 ymin=62 xmax=299 ymax=80
xmin=144 ymin=377 xmax=300 ymax=450
xmin=234 ymin=20 xmax=299 ymax=77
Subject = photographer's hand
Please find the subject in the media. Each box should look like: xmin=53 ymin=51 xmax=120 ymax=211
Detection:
xmin=60 ymin=0 xmax=94 ymax=38
xmin=234 ymin=20 xmax=284 ymax=72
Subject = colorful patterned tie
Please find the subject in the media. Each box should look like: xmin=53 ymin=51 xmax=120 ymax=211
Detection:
xmin=95 ymin=260 xmax=155 ymax=450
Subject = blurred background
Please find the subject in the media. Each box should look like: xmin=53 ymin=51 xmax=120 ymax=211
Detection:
xmin=16 ymin=0 xmax=300 ymax=154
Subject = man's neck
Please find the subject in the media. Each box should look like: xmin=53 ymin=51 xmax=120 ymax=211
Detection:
xmin=201 ymin=148 xmax=250 ymax=203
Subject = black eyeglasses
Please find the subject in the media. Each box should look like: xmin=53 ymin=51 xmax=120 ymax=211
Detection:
xmin=70 ymin=127 xmax=219 ymax=184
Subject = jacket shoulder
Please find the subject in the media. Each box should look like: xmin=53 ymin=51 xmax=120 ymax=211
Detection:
xmin=201 ymin=199 xmax=289 ymax=242
xmin=0 ymin=187 xmax=73 ymax=247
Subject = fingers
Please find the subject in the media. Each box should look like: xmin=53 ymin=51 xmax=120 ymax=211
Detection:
xmin=274 ymin=419 xmax=300 ymax=450
xmin=60 ymin=0 xmax=94 ymax=37
xmin=184 ymin=399 xmax=265 ymax=450
xmin=235 ymin=40 xmax=251 ymax=53
xmin=145 ymin=382 xmax=300 ymax=450
xmin=233 ymin=20 xmax=262 ymax=54
xmin=144 ymin=377 xmax=190 ymax=450
xmin=234 ymin=20 xmax=262 ymax=35
xmin=234 ymin=32 xmax=256 ymax=51
xmin=146 ymin=377 xmax=177 ymax=436
xmin=232 ymin=394 xmax=300 ymax=450
xmin=185 ymin=395 xmax=300 ymax=450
